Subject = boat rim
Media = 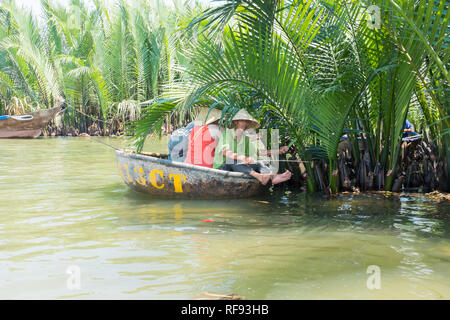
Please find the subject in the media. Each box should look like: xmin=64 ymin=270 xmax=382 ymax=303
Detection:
xmin=116 ymin=149 xmax=258 ymax=180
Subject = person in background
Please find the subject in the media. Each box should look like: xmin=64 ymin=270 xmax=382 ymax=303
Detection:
xmin=213 ymin=109 xmax=292 ymax=185
xmin=403 ymin=119 xmax=418 ymax=138
xmin=184 ymin=108 xmax=223 ymax=168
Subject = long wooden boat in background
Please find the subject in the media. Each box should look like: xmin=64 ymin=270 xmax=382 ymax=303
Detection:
xmin=0 ymin=100 xmax=65 ymax=138
xmin=115 ymin=149 xmax=264 ymax=199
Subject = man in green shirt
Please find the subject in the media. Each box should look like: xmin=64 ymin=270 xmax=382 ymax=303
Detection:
xmin=213 ymin=109 xmax=292 ymax=185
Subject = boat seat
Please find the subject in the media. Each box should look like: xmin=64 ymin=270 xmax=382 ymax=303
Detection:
xmin=10 ymin=115 xmax=34 ymax=121
xmin=138 ymin=151 xmax=169 ymax=159
xmin=402 ymin=134 xmax=422 ymax=142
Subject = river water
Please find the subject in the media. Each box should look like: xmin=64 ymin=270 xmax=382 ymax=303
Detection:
xmin=0 ymin=137 xmax=449 ymax=299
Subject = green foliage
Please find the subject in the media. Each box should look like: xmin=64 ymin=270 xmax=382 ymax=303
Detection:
xmin=0 ymin=0 xmax=448 ymax=192
xmin=130 ymin=0 xmax=449 ymax=192
xmin=0 ymin=0 xmax=205 ymax=130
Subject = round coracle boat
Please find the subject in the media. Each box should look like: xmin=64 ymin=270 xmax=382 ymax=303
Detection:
xmin=115 ymin=149 xmax=265 ymax=199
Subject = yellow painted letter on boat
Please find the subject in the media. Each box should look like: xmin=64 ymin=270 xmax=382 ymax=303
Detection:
xmin=149 ymin=169 xmax=164 ymax=189
xmin=117 ymin=162 xmax=126 ymax=181
xmin=134 ymin=167 xmax=147 ymax=185
xmin=122 ymin=164 xmax=133 ymax=183
xmin=169 ymin=174 xmax=186 ymax=193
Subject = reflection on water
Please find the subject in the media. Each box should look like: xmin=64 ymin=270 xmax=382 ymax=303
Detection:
xmin=0 ymin=137 xmax=449 ymax=299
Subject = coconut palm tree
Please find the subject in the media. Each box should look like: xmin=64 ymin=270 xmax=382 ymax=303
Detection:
xmin=42 ymin=0 xmax=111 ymax=132
xmin=0 ymin=0 xmax=62 ymax=108
xmin=129 ymin=0 xmax=448 ymax=193
xmin=0 ymin=0 xmax=204 ymax=134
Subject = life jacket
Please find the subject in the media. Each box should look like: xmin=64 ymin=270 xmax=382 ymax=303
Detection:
xmin=185 ymin=125 xmax=218 ymax=168
xmin=168 ymin=122 xmax=195 ymax=162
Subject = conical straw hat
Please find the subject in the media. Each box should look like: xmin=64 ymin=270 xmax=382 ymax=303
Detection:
xmin=232 ymin=109 xmax=260 ymax=128
xmin=205 ymin=108 xmax=223 ymax=125
xmin=195 ymin=107 xmax=222 ymax=125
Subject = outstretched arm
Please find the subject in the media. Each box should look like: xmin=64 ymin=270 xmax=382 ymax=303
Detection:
xmin=222 ymin=149 xmax=255 ymax=165
xmin=258 ymin=146 xmax=289 ymax=156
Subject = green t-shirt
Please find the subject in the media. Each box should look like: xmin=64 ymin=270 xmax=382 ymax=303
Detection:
xmin=213 ymin=129 xmax=258 ymax=169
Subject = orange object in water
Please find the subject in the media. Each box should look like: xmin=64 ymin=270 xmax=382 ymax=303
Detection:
xmin=203 ymin=219 xmax=213 ymax=222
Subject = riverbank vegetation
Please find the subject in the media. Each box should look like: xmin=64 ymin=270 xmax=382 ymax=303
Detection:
xmin=0 ymin=0 xmax=448 ymax=194
xmin=0 ymin=0 xmax=204 ymax=134
xmin=129 ymin=0 xmax=449 ymax=194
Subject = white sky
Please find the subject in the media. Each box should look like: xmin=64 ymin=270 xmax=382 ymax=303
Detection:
xmin=13 ymin=0 xmax=214 ymax=28
xmin=15 ymin=0 xmax=213 ymax=13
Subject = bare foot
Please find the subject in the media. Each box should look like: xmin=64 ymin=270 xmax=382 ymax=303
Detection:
xmin=250 ymin=171 xmax=272 ymax=185
xmin=259 ymin=174 xmax=271 ymax=186
xmin=271 ymin=170 xmax=292 ymax=184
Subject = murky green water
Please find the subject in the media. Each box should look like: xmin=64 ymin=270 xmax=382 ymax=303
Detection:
xmin=0 ymin=137 xmax=449 ymax=299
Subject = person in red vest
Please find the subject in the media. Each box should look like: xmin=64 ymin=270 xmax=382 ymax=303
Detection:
xmin=184 ymin=108 xmax=223 ymax=168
